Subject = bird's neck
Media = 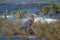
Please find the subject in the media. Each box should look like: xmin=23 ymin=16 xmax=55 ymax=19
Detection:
xmin=30 ymin=17 xmax=34 ymax=22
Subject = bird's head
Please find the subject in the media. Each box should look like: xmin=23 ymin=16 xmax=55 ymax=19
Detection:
xmin=28 ymin=13 xmax=37 ymax=22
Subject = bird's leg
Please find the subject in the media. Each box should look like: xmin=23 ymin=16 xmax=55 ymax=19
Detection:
xmin=24 ymin=28 xmax=28 ymax=33
xmin=24 ymin=28 xmax=30 ymax=35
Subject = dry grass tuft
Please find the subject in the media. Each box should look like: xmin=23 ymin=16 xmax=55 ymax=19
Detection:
xmin=0 ymin=19 xmax=60 ymax=40
xmin=31 ymin=20 xmax=60 ymax=40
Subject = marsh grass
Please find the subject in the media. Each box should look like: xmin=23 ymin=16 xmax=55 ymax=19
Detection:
xmin=0 ymin=19 xmax=60 ymax=40
xmin=31 ymin=21 xmax=60 ymax=40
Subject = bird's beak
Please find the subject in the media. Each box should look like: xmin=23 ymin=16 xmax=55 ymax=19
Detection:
xmin=33 ymin=14 xmax=37 ymax=17
xmin=27 ymin=13 xmax=37 ymax=19
xmin=32 ymin=14 xmax=37 ymax=19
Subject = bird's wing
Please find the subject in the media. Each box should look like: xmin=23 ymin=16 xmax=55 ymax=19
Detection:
xmin=19 ymin=19 xmax=32 ymax=29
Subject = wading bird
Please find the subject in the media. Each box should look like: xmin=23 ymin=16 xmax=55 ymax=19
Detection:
xmin=19 ymin=14 xmax=36 ymax=35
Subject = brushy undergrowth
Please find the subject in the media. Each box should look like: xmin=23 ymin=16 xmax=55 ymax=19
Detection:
xmin=0 ymin=19 xmax=60 ymax=40
xmin=31 ymin=21 xmax=60 ymax=40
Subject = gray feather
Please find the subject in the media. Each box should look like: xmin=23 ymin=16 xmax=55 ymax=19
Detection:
xmin=19 ymin=19 xmax=32 ymax=30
